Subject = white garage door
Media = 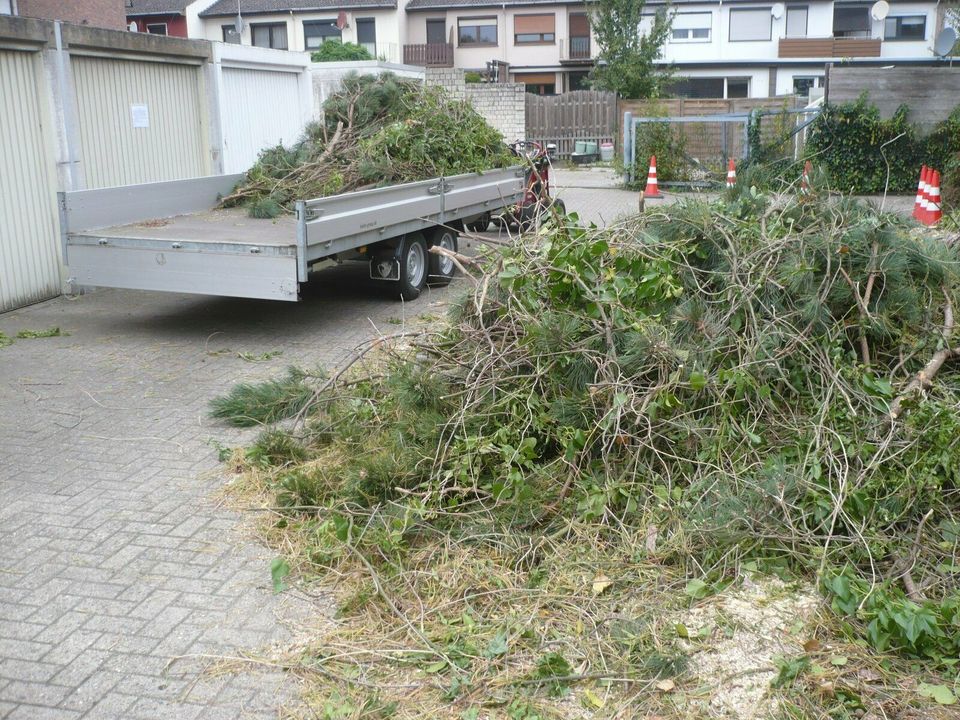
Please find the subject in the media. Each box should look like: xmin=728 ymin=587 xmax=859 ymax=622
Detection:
xmin=71 ymin=55 xmax=209 ymax=189
xmin=221 ymin=66 xmax=304 ymax=174
xmin=0 ymin=49 xmax=61 ymax=312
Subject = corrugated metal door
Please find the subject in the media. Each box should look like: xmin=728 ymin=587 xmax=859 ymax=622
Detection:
xmin=71 ymin=55 xmax=209 ymax=189
xmin=221 ymin=67 xmax=304 ymax=174
xmin=0 ymin=49 xmax=61 ymax=312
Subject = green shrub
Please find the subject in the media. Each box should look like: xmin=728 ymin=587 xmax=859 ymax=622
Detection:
xmin=942 ymin=151 xmax=960 ymax=210
xmin=310 ymin=41 xmax=373 ymax=62
xmin=806 ymin=96 xmax=960 ymax=194
xmin=464 ymin=71 xmax=484 ymax=83
xmin=632 ymin=120 xmax=687 ymax=182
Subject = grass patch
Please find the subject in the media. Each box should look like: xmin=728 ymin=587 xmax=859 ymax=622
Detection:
xmin=16 ymin=327 xmax=65 ymax=338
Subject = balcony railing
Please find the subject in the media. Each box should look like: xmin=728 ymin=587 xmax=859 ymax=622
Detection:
xmin=403 ymin=43 xmax=454 ymax=67
xmin=778 ymin=37 xmax=882 ymax=58
xmin=569 ymin=35 xmax=591 ymax=59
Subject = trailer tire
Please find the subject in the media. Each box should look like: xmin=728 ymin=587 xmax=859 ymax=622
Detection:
xmin=466 ymin=213 xmax=490 ymax=233
xmin=428 ymin=227 xmax=459 ymax=286
xmin=397 ymin=234 xmax=429 ymax=301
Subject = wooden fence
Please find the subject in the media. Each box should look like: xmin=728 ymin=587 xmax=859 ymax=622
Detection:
xmin=525 ymin=90 xmax=618 ymax=159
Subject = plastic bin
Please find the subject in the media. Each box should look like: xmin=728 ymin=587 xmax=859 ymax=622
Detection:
xmin=599 ymin=142 xmax=614 ymax=162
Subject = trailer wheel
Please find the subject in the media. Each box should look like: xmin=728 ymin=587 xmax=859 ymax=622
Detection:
xmin=466 ymin=213 xmax=490 ymax=233
xmin=428 ymin=228 xmax=459 ymax=286
xmin=397 ymin=234 xmax=428 ymax=301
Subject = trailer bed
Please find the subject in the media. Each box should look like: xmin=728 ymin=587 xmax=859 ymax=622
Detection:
xmin=94 ymin=207 xmax=296 ymax=247
xmin=60 ymin=167 xmax=524 ymax=302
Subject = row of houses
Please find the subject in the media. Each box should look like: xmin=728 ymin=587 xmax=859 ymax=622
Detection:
xmin=1 ymin=0 xmax=955 ymax=98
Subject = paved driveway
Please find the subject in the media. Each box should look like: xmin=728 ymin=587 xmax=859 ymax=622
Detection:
xmin=0 ymin=264 xmax=468 ymax=719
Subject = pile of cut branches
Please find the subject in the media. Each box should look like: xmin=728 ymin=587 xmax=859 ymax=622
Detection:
xmin=221 ymin=73 xmax=515 ymax=217
xmin=214 ymin=178 xmax=960 ymax=718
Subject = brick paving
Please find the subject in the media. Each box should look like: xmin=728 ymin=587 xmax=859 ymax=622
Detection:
xmin=0 ymin=263 xmax=464 ymax=719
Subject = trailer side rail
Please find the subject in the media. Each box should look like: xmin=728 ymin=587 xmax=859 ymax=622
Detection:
xmin=298 ymin=166 xmax=525 ymax=261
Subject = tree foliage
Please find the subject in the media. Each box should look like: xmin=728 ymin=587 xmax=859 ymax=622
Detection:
xmin=589 ymin=0 xmax=673 ymax=98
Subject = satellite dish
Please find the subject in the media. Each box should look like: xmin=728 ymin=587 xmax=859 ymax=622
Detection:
xmin=934 ymin=27 xmax=957 ymax=56
xmin=771 ymin=3 xmax=785 ymax=19
xmin=870 ymin=0 xmax=889 ymax=21
xmin=128 ymin=20 xmax=138 ymax=32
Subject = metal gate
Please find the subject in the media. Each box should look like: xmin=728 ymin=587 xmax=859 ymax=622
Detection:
xmin=622 ymin=105 xmax=821 ymax=183
xmin=71 ymin=55 xmax=209 ymax=189
xmin=0 ymin=49 xmax=61 ymax=312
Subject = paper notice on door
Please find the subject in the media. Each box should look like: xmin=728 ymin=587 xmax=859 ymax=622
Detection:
xmin=131 ymin=104 xmax=149 ymax=128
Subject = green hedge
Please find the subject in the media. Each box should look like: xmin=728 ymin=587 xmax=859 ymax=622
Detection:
xmin=311 ymin=41 xmax=373 ymax=62
xmin=806 ymin=95 xmax=960 ymax=197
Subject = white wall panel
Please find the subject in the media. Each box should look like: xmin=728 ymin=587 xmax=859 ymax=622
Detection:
xmin=0 ymin=49 xmax=60 ymax=311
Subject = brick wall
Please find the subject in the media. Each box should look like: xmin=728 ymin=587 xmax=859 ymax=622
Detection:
xmin=426 ymin=68 xmax=526 ymax=143
xmin=17 ymin=0 xmax=126 ymax=31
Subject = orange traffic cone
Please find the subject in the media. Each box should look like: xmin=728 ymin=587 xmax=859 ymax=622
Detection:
xmin=726 ymin=158 xmax=737 ymax=189
xmin=927 ymin=170 xmax=942 ymax=226
xmin=913 ymin=165 xmax=928 ymax=220
xmin=800 ymin=161 xmax=812 ymax=195
xmin=643 ymin=155 xmax=661 ymax=198
xmin=919 ymin=166 xmax=933 ymax=225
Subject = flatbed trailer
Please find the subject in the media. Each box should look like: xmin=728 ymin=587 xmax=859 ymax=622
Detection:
xmin=59 ymin=166 xmax=525 ymax=302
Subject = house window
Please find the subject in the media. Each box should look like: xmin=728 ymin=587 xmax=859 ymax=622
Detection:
xmin=0 ymin=0 xmax=12 ymax=14
xmin=516 ymin=73 xmax=556 ymax=95
xmin=568 ymin=70 xmax=590 ymax=91
xmin=833 ymin=6 xmax=870 ymax=38
xmin=729 ymin=8 xmax=772 ymax=41
xmin=885 ymin=15 xmax=925 ymax=40
xmin=304 ymin=20 xmax=341 ymax=49
xmin=727 ymin=77 xmax=749 ymax=97
xmin=356 ymin=18 xmax=376 ymax=55
xmin=222 ymin=24 xmax=241 ymax=43
xmin=792 ymin=75 xmax=823 ymax=96
xmin=458 ymin=17 xmax=497 ymax=46
xmin=252 ymin=22 xmax=288 ymax=49
xmin=514 ymin=14 xmax=555 ymax=44
xmin=146 ymin=23 xmax=167 ymax=35
xmin=426 ymin=19 xmax=447 ymax=44
xmin=668 ymin=77 xmax=725 ymax=98
xmin=785 ymin=6 xmax=808 ymax=37
xmin=670 ymin=12 xmax=711 ymax=42
xmin=569 ymin=13 xmax=591 ymax=57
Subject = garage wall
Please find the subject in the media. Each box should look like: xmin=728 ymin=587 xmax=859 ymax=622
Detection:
xmin=72 ymin=55 xmax=209 ymax=188
xmin=0 ymin=47 xmax=60 ymax=313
